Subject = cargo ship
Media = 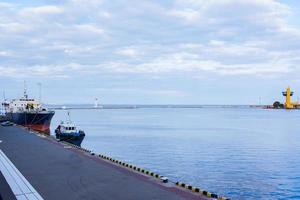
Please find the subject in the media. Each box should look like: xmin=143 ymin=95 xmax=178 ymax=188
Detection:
xmin=2 ymin=88 xmax=55 ymax=134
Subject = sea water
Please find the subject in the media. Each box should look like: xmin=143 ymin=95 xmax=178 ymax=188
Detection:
xmin=50 ymin=107 xmax=300 ymax=200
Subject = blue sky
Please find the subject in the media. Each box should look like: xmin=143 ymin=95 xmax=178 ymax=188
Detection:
xmin=1 ymin=0 xmax=300 ymax=104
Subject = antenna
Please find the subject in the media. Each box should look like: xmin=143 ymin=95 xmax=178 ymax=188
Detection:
xmin=2 ymin=91 xmax=5 ymax=101
xmin=24 ymin=81 xmax=28 ymax=99
xmin=37 ymin=83 xmax=42 ymax=103
xmin=67 ymin=111 xmax=71 ymax=122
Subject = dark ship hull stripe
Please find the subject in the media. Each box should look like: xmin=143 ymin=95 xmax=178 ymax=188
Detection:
xmin=7 ymin=112 xmax=55 ymax=134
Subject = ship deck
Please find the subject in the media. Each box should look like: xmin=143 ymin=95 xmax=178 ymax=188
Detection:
xmin=0 ymin=126 xmax=210 ymax=200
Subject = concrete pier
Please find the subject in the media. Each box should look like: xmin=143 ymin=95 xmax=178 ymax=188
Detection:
xmin=0 ymin=126 xmax=210 ymax=200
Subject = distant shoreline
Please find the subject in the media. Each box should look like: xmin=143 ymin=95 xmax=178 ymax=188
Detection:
xmin=46 ymin=104 xmax=259 ymax=110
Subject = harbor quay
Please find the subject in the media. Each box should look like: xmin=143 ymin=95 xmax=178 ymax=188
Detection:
xmin=0 ymin=126 xmax=213 ymax=200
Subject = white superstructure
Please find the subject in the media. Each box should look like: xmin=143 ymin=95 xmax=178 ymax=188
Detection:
xmin=57 ymin=121 xmax=78 ymax=134
xmin=3 ymin=88 xmax=46 ymax=113
xmin=6 ymin=98 xmax=42 ymax=113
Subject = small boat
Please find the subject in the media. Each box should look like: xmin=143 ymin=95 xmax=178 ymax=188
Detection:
xmin=55 ymin=113 xmax=85 ymax=146
xmin=0 ymin=121 xmax=14 ymax=126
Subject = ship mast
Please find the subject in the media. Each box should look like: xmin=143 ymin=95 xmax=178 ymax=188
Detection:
xmin=37 ymin=82 xmax=42 ymax=103
xmin=24 ymin=81 xmax=28 ymax=99
xmin=67 ymin=111 xmax=71 ymax=122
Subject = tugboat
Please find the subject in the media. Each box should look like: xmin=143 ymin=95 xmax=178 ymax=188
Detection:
xmin=55 ymin=112 xmax=85 ymax=146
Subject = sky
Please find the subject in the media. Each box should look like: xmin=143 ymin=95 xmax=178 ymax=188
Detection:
xmin=1 ymin=0 xmax=300 ymax=104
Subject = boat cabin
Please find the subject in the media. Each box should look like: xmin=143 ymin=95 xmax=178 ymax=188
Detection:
xmin=58 ymin=121 xmax=78 ymax=134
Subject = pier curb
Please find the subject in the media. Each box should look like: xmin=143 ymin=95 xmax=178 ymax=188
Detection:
xmin=97 ymin=154 xmax=167 ymax=182
xmin=175 ymin=182 xmax=230 ymax=200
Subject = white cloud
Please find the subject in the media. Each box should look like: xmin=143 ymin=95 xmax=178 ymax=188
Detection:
xmin=0 ymin=66 xmax=19 ymax=77
xmin=170 ymin=0 xmax=291 ymax=33
xmin=0 ymin=22 xmax=33 ymax=33
xmin=101 ymin=51 xmax=294 ymax=76
xmin=0 ymin=63 xmax=84 ymax=78
xmin=69 ymin=0 xmax=105 ymax=7
xmin=0 ymin=0 xmax=300 ymax=80
xmin=168 ymin=9 xmax=200 ymax=22
xmin=74 ymin=24 xmax=104 ymax=35
xmin=116 ymin=47 xmax=139 ymax=58
xmin=0 ymin=51 xmax=11 ymax=57
xmin=0 ymin=2 xmax=14 ymax=9
xmin=20 ymin=6 xmax=64 ymax=16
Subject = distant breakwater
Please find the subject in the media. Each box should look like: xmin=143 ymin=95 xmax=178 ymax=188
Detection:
xmin=47 ymin=104 xmax=252 ymax=110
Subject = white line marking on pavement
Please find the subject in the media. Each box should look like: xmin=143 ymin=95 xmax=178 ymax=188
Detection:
xmin=0 ymin=150 xmax=44 ymax=200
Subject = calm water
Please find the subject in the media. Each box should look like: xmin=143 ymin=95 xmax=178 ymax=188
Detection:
xmin=50 ymin=107 xmax=300 ymax=200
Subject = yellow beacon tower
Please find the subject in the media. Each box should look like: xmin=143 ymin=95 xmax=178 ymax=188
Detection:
xmin=282 ymin=87 xmax=299 ymax=109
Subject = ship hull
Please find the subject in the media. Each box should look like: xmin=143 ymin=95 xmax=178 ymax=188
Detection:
xmin=56 ymin=133 xmax=85 ymax=147
xmin=7 ymin=111 xmax=55 ymax=134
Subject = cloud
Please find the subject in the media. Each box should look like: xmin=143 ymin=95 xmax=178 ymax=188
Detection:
xmin=0 ymin=63 xmax=84 ymax=78
xmin=74 ymin=24 xmax=104 ymax=34
xmin=0 ymin=2 xmax=14 ymax=9
xmin=21 ymin=6 xmax=64 ymax=16
xmin=101 ymin=51 xmax=294 ymax=76
xmin=0 ymin=0 xmax=300 ymax=80
xmin=116 ymin=47 xmax=140 ymax=58
xmin=0 ymin=22 xmax=33 ymax=33
xmin=0 ymin=51 xmax=12 ymax=57
xmin=0 ymin=66 xmax=19 ymax=77
xmin=169 ymin=0 xmax=292 ymax=39
xmin=168 ymin=9 xmax=200 ymax=23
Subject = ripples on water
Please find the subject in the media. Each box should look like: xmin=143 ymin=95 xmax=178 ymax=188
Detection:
xmin=50 ymin=107 xmax=300 ymax=200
